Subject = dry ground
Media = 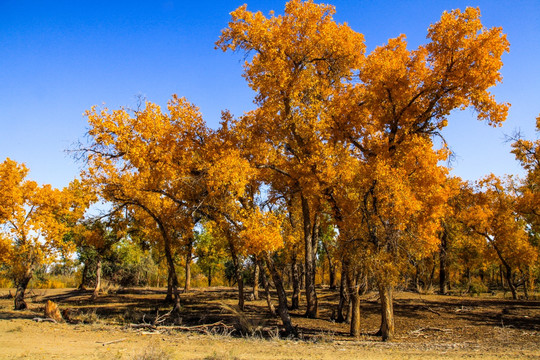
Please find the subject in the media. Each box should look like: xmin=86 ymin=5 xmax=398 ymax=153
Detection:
xmin=0 ymin=287 xmax=539 ymax=359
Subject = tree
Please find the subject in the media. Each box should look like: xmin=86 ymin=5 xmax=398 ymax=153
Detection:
xmin=81 ymin=96 xmax=211 ymax=311
xmin=194 ymin=226 xmax=227 ymax=287
xmin=217 ymin=0 xmax=364 ymax=319
xmin=0 ymin=158 xmax=90 ymax=309
xmin=462 ymin=175 xmax=538 ymax=299
xmin=326 ymin=6 xmax=509 ymax=340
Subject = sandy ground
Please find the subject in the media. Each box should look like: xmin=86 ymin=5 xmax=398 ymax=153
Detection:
xmin=0 ymin=288 xmax=539 ymax=359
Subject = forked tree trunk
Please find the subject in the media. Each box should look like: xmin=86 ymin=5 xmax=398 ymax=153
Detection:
xmin=265 ymin=253 xmax=296 ymax=337
xmin=260 ymin=264 xmax=276 ymax=316
xmin=492 ymin=242 xmax=517 ymax=300
xmin=91 ymin=256 xmax=102 ymax=300
xmin=378 ymin=284 xmax=395 ymax=341
xmin=14 ymin=271 xmax=32 ymax=310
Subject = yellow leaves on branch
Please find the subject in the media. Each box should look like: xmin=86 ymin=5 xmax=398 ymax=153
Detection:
xmin=0 ymin=158 xmax=91 ymax=279
xmin=239 ymin=209 xmax=284 ymax=255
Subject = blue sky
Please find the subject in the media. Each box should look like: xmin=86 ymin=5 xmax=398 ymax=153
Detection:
xmin=1 ymin=0 xmax=539 ymax=188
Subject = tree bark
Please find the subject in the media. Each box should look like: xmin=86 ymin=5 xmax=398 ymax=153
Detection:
xmin=439 ymin=227 xmax=448 ymax=294
xmin=378 ymin=284 xmax=395 ymax=341
xmin=301 ymin=194 xmax=318 ymax=318
xmin=260 ymin=264 xmax=276 ymax=316
xmin=328 ymin=258 xmax=337 ymax=290
xmin=184 ymin=239 xmax=193 ymax=293
xmin=492 ymin=242 xmax=517 ymax=300
xmin=230 ymin=245 xmax=244 ymax=311
xmin=252 ymin=258 xmax=260 ymax=300
xmin=265 ymin=253 xmax=296 ymax=337
xmin=14 ymin=271 xmax=32 ymax=310
xmin=291 ymin=252 xmax=300 ymax=310
xmin=91 ymin=256 xmax=102 ymax=301
xmin=78 ymin=262 xmax=88 ymax=291
xmin=163 ymin=235 xmax=181 ymax=312
xmin=346 ymin=265 xmax=361 ymax=337
xmin=336 ymin=260 xmax=348 ymax=323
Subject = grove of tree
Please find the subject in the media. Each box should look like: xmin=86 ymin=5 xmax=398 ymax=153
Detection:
xmin=0 ymin=0 xmax=538 ymax=343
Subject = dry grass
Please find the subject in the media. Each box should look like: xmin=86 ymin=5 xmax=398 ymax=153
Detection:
xmin=132 ymin=341 xmax=173 ymax=360
xmin=0 ymin=287 xmax=538 ymax=359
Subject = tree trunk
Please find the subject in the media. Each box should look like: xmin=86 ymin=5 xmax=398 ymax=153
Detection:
xmin=439 ymin=227 xmax=448 ymax=294
xmin=492 ymin=242 xmax=517 ymax=300
xmin=91 ymin=256 xmax=102 ymax=301
xmin=328 ymin=259 xmax=337 ymax=290
xmin=166 ymin=266 xmax=173 ymax=302
xmin=336 ymin=261 xmax=348 ymax=323
xmin=378 ymin=284 xmax=395 ymax=341
xmin=260 ymin=264 xmax=276 ymax=317
xmin=184 ymin=240 xmax=192 ymax=293
xmin=230 ymin=246 xmax=244 ymax=311
xmin=14 ymin=271 xmax=32 ymax=310
xmin=322 ymin=241 xmax=337 ymax=290
xmin=428 ymin=261 xmax=436 ymax=289
xmin=252 ymin=258 xmax=260 ymax=300
xmin=164 ymin=237 xmax=181 ymax=312
xmin=504 ymin=263 xmax=517 ymax=300
xmin=265 ymin=253 xmax=297 ymax=337
xmin=301 ymin=194 xmax=318 ymax=318
xmin=291 ymin=253 xmax=300 ymax=310
xmin=78 ymin=262 xmax=88 ymax=291
xmin=208 ymin=267 xmax=213 ymax=287
xmin=346 ymin=265 xmax=361 ymax=337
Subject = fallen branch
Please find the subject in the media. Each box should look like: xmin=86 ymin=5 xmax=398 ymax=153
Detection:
xmin=421 ymin=306 xmax=441 ymax=316
xmin=33 ymin=317 xmax=57 ymax=323
xmin=153 ymin=308 xmax=173 ymax=325
xmin=411 ymin=327 xmax=452 ymax=334
xmin=128 ymin=321 xmax=235 ymax=335
xmin=97 ymin=338 xmax=127 ymax=346
xmin=129 ymin=323 xmax=157 ymax=330
xmin=161 ymin=321 xmax=234 ymax=331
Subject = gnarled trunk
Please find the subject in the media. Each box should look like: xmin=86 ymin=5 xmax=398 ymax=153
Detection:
xmin=378 ymin=284 xmax=394 ymax=341
xmin=14 ymin=271 xmax=32 ymax=310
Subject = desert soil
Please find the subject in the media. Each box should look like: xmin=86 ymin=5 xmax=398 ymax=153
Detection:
xmin=0 ymin=287 xmax=539 ymax=359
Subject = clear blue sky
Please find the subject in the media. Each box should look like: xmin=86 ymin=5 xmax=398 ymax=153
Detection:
xmin=1 ymin=0 xmax=539 ymax=189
